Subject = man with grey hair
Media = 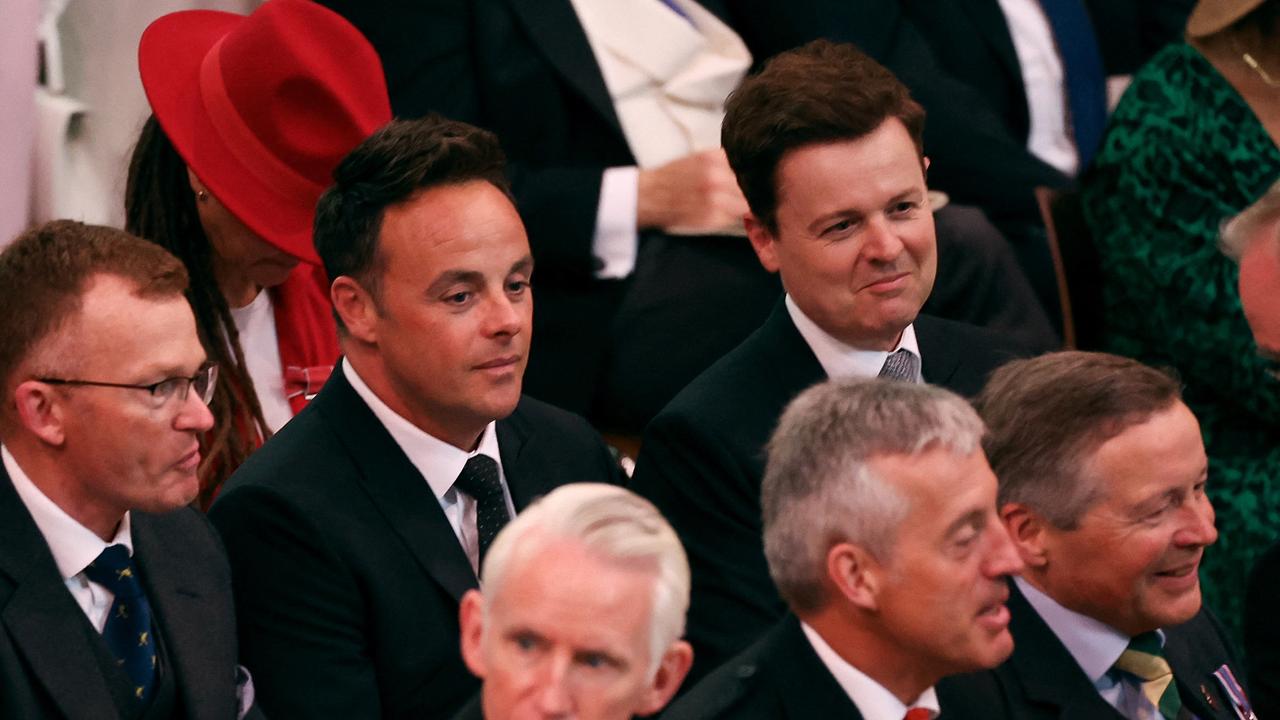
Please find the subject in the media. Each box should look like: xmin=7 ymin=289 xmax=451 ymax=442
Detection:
xmin=455 ymin=483 xmax=693 ymax=720
xmin=663 ymin=378 xmax=1023 ymax=720
xmin=1221 ymin=178 xmax=1280 ymax=362
xmin=942 ymin=351 xmax=1249 ymax=720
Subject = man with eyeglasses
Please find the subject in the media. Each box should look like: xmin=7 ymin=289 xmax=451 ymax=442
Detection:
xmin=0 ymin=220 xmax=258 ymax=719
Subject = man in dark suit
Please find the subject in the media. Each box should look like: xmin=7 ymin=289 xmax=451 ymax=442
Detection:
xmin=630 ymin=40 xmax=1033 ymax=679
xmin=662 ymin=379 xmax=1024 ymax=719
xmin=902 ymin=0 xmax=1195 ymax=177
xmin=0 ymin=221 xmax=253 ymax=719
xmin=209 ymin=118 xmax=622 ymax=720
xmin=941 ymin=351 xmax=1254 ymax=720
xmin=317 ymin=0 xmax=1060 ymax=433
xmin=454 ymin=484 xmax=692 ymax=720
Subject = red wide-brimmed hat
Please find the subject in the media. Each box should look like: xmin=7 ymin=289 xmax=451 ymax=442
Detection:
xmin=139 ymin=0 xmax=391 ymax=264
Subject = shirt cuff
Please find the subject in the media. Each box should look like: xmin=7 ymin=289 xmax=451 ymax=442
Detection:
xmin=592 ymin=166 xmax=640 ymax=280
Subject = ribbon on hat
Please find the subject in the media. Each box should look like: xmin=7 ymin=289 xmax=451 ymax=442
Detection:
xmin=198 ymin=36 xmax=327 ymax=212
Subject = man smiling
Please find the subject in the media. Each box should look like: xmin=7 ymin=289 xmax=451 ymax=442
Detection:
xmin=941 ymin=351 xmax=1249 ymax=720
xmin=210 ymin=117 xmax=621 ymax=720
xmin=630 ymin=39 xmax=1032 ymax=678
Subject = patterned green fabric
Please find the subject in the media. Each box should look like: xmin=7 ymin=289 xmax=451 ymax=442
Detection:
xmin=1082 ymin=43 xmax=1280 ymax=638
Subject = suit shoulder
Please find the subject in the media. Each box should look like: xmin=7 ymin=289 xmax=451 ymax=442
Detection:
xmin=660 ymin=651 xmax=779 ymax=720
xmin=916 ymin=313 xmax=1036 ymax=360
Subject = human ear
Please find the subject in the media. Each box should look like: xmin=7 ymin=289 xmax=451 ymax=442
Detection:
xmin=1001 ymin=503 xmax=1049 ymax=568
xmin=744 ymin=213 xmax=781 ymax=274
xmin=827 ymin=541 xmax=884 ymax=611
xmin=331 ymin=276 xmax=379 ymax=345
xmin=636 ymin=640 xmax=693 ymax=716
xmin=458 ymin=590 xmax=488 ymax=679
xmin=13 ymin=380 xmax=68 ymax=447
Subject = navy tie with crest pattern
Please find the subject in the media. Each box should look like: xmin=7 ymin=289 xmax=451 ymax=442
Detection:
xmin=83 ymin=544 xmax=156 ymax=705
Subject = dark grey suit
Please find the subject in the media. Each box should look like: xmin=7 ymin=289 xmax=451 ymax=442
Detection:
xmin=210 ymin=367 xmax=622 ymax=720
xmin=0 ymin=463 xmax=249 ymax=720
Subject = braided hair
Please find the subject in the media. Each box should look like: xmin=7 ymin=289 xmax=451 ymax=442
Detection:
xmin=124 ymin=115 xmax=272 ymax=507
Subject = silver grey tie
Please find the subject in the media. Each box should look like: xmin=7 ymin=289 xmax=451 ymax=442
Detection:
xmin=878 ymin=349 xmax=920 ymax=382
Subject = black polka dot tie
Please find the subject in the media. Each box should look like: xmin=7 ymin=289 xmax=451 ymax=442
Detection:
xmin=453 ymin=454 xmax=509 ymax=568
xmin=83 ymin=544 xmax=156 ymax=705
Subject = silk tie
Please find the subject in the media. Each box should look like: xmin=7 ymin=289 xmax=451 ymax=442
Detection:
xmin=879 ymin=349 xmax=920 ymax=382
xmin=1113 ymin=631 xmax=1183 ymax=720
xmin=83 ymin=544 xmax=156 ymax=705
xmin=904 ymin=708 xmax=933 ymax=720
xmin=454 ymin=454 xmax=509 ymax=567
xmin=1036 ymin=0 xmax=1107 ymax=168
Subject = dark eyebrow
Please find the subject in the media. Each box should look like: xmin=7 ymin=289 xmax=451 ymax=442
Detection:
xmin=510 ymin=255 xmax=534 ymax=276
xmin=426 ymin=269 xmax=484 ymax=296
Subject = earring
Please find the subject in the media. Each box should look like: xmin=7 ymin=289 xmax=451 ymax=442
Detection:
xmin=196 ymin=190 xmax=209 ymax=202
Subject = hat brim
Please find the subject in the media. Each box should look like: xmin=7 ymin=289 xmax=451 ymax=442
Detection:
xmin=139 ymin=10 xmax=323 ymax=265
xmin=1186 ymin=0 xmax=1267 ymax=37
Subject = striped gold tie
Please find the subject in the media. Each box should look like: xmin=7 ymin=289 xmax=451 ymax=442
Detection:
xmin=1113 ymin=632 xmax=1182 ymax=720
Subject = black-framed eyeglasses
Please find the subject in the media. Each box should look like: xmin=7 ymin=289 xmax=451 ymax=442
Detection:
xmin=37 ymin=362 xmax=218 ymax=409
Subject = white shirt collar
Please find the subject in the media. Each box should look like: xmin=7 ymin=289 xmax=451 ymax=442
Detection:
xmin=800 ymin=621 xmax=941 ymax=720
xmin=342 ymin=359 xmax=502 ymax=500
xmin=1014 ymin=576 xmax=1165 ymax=682
xmin=2 ymin=444 xmax=133 ymax=579
xmin=785 ymin=295 xmax=922 ymax=381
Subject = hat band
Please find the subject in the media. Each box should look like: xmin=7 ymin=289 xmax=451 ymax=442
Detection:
xmin=198 ymin=36 xmax=327 ymax=212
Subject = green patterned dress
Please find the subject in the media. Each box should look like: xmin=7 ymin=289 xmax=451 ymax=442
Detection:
xmin=1082 ymin=42 xmax=1280 ymax=636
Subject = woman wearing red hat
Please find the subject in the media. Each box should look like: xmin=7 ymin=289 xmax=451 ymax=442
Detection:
xmin=125 ymin=0 xmax=391 ymax=506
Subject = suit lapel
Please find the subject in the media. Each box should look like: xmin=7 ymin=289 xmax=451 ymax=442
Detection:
xmin=316 ymin=371 xmax=479 ymax=603
xmin=0 ymin=464 xmax=121 ymax=719
xmin=496 ymin=406 xmax=559 ymax=511
xmin=1164 ymin=622 xmax=1240 ymax=720
xmin=771 ymin=617 xmax=865 ymax=719
xmin=759 ymin=301 xmax=827 ymax=397
xmin=962 ymin=0 xmax=1023 ymax=82
xmin=914 ymin=315 xmax=963 ymax=388
xmin=132 ymin=512 xmax=234 ymax=720
xmin=1003 ymin=584 xmax=1128 ymax=720
xmin=505 ymin=0 xmax=623 ymax=137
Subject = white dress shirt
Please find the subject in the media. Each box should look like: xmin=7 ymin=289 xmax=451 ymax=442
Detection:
xmin=1016 ymin=577 xmax=1167 ymax=718
xmin=3 ymin=444 xmax=132 ymax=632
xmin=801 ymin=622 xmax=941 ymax=720
xmin=996 ymin=0 xmax=1079 ymax=176
xmin=342 ymin=359 xmax=515 ymax=577
xmin=785 ymin=294 xmax=923 ymax=382
xmin=573 ymin=0 xmax=751 ymax=279
xmin=230 ymin=289 xmax=294 ymax=433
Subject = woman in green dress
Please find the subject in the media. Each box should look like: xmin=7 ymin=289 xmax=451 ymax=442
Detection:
xmin=1081 ymin=0 xmax=1280 ymax=635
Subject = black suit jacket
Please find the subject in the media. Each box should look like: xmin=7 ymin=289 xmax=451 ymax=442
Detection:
xmin=1245 ymin=541 xmax=1280 ymax=720
xmin=209 ymin=367 xmax=621 ymax=720
xmin=0 ymin=464 xmax=247 ymax=720
xmin=660 ymin=615 xmax=864 ymax=720
xmin=939 ymin=582 xmax=1249 ymax=720
xmin=629 ymin=303 xmax=1029 ymax=679
xmin=901 ymin=0 xmax=1194 ymax=149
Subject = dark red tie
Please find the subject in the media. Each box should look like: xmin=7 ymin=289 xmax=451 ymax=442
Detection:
xmin=904 ymin=709 xmax=933 ymax=720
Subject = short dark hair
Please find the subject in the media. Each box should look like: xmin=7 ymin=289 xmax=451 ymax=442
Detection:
xmin=974 ymin=351 xmax=1183 ymax=529
xmin=313 ymin=115 xmax=511 ymax=326
xmin=0 ymin=220 xmax=189 ymax=396
xmin=722 ymin=39 xmax=925 ymax=232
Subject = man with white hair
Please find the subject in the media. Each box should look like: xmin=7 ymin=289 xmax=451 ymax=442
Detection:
xmin=455 ymin=483 xmax=693 ymax=720
xmin=1222 ymin=178 xmax=1280 ymax=362
xmin=663 ymin=379 xmax=1023 ymax=719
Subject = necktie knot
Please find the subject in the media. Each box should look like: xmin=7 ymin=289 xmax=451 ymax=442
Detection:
xmin=879 ymin=348 xmax=920 ymax=382
xmin=1113 ymin=632 xmax=1181 ymax=719
xmin=904 ymin=708 xmax=933 ymax=720
xmin=84 ymin=545 xmax=145 ymax=598
xmin=454 ymin=454 xmax=503 ymax=502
